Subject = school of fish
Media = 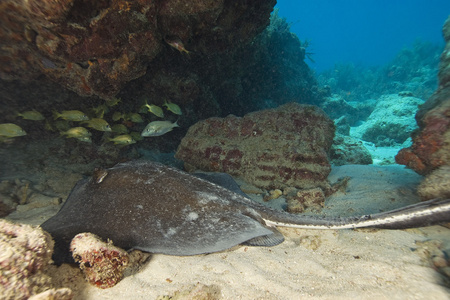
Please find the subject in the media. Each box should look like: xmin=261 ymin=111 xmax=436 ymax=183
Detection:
xmin=1 ymin=98 xmax=183 ymax=145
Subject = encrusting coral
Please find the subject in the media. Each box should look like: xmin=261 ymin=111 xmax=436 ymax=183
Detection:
xmin=70 ymin=232 xmax=130 ymax=289
xmin=0 ymin=219 xmax=72 ymax=300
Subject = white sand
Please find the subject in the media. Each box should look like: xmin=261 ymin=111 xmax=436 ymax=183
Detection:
xmin=7 ymin=164 xmax=450 ymax=299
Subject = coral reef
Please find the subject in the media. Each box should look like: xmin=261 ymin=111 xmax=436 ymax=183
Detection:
xmin=0 ymin=6 xmax=320 ymax=160
xmin=205 ymin=9 xmax=325 ymax=115
xmin=0 ymin=0 xmax=276 ymax=100
xmin=318 ymin=40 xmax=441 ymax=102
xmin=175 ymin=102 xmax=335 ymax=190
xmin=352 ymin=94 xmax=424 ymax=146
xmin=320 ymin=95 xmax=376 ymax=126
xmin=0 ymin=219 xmax=71 ymax=299
xmin=70 ymin=232 xmax=129 ymax=289
xmin=116 ymin=9 xmax=321 ymax=119
xmin=396 ymin=16 xmax=450 ymax=184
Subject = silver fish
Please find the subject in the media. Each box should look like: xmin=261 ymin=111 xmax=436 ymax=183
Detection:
xmin=141 ymin=120 xmax=179 ymax=137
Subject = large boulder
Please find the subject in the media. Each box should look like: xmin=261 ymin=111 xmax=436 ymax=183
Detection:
xmin=352 ymin=94 xmax=424 ymax=146
xmin=329 ymin=134 xmax=372 ymax=166
xmin=175 ymin=103 xmax=335 ymax=190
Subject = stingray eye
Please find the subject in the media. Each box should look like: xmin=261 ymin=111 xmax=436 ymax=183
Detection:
xmin=93 ymin=169 xmax=108 ymax=183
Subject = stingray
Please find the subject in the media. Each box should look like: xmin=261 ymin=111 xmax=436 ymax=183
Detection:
xmin=41 ymin=160 xmax=450 ymax=264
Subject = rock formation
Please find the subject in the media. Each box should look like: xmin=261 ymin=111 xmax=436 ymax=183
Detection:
xmin=175 ymin=103 xmax=335 ymax=190
xmin=396 ymin=16 xmax=450 ymax=199
xmin=352 ymin=94 xmax=424 ymax=146
xmin=0 ymin=0 xmax=276 ymax=100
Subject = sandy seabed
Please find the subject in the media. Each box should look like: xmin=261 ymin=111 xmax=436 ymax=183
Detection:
xmin=5 ymin=164 xmax=450 ymax=299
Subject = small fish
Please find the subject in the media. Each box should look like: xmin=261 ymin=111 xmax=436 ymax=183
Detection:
xmin=61 ymin=127 xmax=92 ymax=143
xmin=81 ymin=118 xmax=112 ymax=132
xmin=112 ymin=112 xmax=125 ymax=122
xmin=107 ymin=134 xmax=136 ymax=145
xmin=165 ymin=36 xmax=190 ymax=54
xmin=53 ymin=120 xmax=71 ymax=132
xmin=75 ymin=136 xmax=92 ymax=143
xmin=44 ymin=120 xmax=55 ymax=132
xmin=0 ymin=123 xmax=27 ymax=137
xmin=143 ymin=102 xmax=164 ymax=118
xmin=138 ymin=106 xmax=148 ymax=114
xmin=163 ymin=100 xmax=182 ymax=115
xmin=45 ymin=119 xmax=70 ymax=133
xmin=53 ymin=110 xmax=89 ymax=121
xmin=0 ymin=136 xmax=14 ymax=144
xmin=17 ymin=110 xmax=45 ymax=121
xmin=126 ymin=113 xmax=144 ymax=123
xmin=141 ymin=120 xmax=179 ymax=137
xmin=61 ymin=127 xmax=91 ymax=138
xmin=106 ymin=97 xmax=121 ymax=107
xmin=111 ymin=124 xmax=129 ymax=134
xmin=129 ymin=131 xmax=144 ymax=142
xmin=92 ymin=104 xmax=108 ymax=118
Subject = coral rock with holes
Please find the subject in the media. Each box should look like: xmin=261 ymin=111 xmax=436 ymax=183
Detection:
xmin=70 ymin=232 xmax=129 ymax=289
xmin=175 ymin=103 xmax=335 ymax=190
xmin=0 ymin=219 xmax=72 ymax=299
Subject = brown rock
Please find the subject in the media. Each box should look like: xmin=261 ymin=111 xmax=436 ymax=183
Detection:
xmin=330 ymin=134 xmax=373 ymax=166
xmin=396 ymin=16 xmax=450 ymax=200
xmin=0 ymin=0 xmax=275 ymax=100
xmin=286 ymin=188 xmax=326 ymax=213
xmin=417 ymin=165 xmax=450 ymax=200
xmin=70 ymin=232 xmax=129 ymax=289
xmin=175 ymin=103 xmax=335 ymax=190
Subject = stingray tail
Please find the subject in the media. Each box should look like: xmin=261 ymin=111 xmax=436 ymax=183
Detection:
xmin=262 ymin=198 xmax=450 ymax=230
xmin=354 ymin=198 xmax=450 ymax=229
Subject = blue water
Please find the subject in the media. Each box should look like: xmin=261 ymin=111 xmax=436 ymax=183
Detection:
xmin=276 ymin=0 xmax=450 ymax=72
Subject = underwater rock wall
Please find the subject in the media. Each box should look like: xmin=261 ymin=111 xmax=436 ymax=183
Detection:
xmin=175 ymin=103 xmax=335 ymax=190
xmin=396 ymin=17 xmax=450 ymax=176
xmin=118 ymin=9 xmax=321 ymax=119
xmin=0 ymin=0 xmax=276 ymax=100
xmin=396 ymin=16 xmax=450 ymax=200
xmin=0 ymin=1 xmax=321 ymax=144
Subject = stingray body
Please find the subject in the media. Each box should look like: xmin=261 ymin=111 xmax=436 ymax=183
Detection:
xmin=41 ymin=160 xmax=450 ymax=264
